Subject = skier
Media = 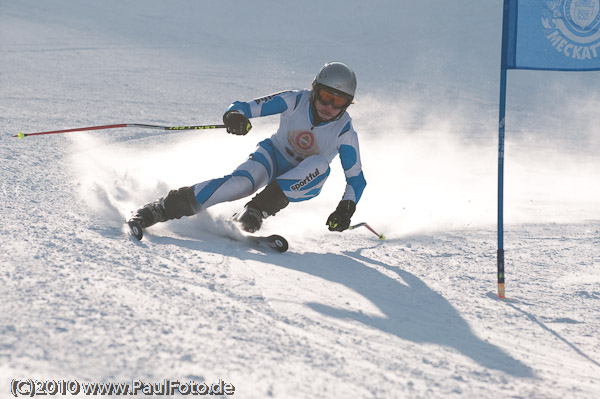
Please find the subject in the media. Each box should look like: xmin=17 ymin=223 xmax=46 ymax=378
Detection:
xmin=129 ymin=61 xmax=366 ymax=236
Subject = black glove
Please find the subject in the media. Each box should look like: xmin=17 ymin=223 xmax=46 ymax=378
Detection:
xmin=223 ymin=110 xmax=252 ymax=135
xmin=326 ymin=200 xmax=356 ymax=232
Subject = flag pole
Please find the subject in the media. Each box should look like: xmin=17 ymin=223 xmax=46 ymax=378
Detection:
xmin=497 ymin=66 xmax=507 ymax=299
xmin=497 ymin=0 xmax=511 ymax=299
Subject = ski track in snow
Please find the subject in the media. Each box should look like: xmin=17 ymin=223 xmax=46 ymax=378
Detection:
xmin=2 ymin=1 xmax=600 ymax=398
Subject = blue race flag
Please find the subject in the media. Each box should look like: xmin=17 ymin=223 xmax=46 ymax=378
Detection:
xmin=497 ymin=0 xmax=600 ymax=298
xmin=503 ymin=0 xmax=600 ymax=70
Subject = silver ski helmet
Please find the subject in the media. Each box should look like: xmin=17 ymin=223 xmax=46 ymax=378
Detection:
xmin=311 ymin=62 xmax=356 ymax=116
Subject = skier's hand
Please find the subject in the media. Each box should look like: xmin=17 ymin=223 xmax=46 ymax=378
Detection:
xmin=326 ymin=200 xmax=356 ymax=232
xmin=223 ymin=111 xmax=252 ymax=135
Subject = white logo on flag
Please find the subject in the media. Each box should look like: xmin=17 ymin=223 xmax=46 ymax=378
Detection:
xmin=569 ymin=0 xmax=599 ymax=29
xmin=542 ymin=0 xmax=600 ymax=60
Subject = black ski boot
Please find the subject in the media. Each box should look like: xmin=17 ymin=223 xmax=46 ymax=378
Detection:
xmin=128 ymin=199 xmax=167 ymax=240
xmin=236 ymin=204 xmax=267 ymax=233
xmin=235 ymin=180 xmax=289 ymax=233
xmin=128 ymin=186 xmax=200 ymax=240
xmin=130 ymin=199 xmax=167 ymax=228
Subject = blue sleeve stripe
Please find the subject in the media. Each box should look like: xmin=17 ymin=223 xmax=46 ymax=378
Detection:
xmin=339 ymin=144 xmax=357 ymax=171
xmin=226 ymin=101 xmax=252 ymax=118
xmin=261 ymin=96 xmax=288 ymax=117
xmin=338 ymin=121 xmax=351 ymax=137
xmin=347 ymin=172 xmax=367 ymax=203
xmin=293 ymin=93 xmax=302 ymax=110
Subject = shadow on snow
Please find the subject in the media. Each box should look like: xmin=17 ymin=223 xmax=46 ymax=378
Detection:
xmin=147 ymin=228 xmax=534 ymax=378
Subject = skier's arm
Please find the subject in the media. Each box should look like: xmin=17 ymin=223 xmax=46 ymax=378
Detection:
xmin=326 ymin=127 xmax=366 ymax=232
xmin=225 ymin=90 xmax=299 ymax=119
xmin=223 ymin=91 xmax=299 ymax=136
xmin=338 ymin=129 xmax=366 ymax=204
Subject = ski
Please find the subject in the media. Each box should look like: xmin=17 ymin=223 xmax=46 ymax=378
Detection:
xmin=127 ymin=219 xmax=144 ymax=241
xmin=126 ymin=219 xmax=289 ymax=253
xmin=245 ymin=234 xmax=289 ymax=253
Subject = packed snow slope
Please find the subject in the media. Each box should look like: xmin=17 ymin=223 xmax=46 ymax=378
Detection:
xmin=1 ymin=1 xmax=599 ymax=398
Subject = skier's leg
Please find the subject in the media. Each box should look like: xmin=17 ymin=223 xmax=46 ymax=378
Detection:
xmin=236 ymin=155 xmax=330 ymax=232
xmin=131 ymin=142 xmax=276 ymax=228
xmin=191 ymin=145 xmax=275 ymax=210
xmin=190 ymin=138 xmax=294 ymax=211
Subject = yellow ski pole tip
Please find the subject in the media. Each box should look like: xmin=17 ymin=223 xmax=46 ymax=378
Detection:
xmin=17 ymin=132 xmax=25 ymax=139
xmin=378 ymin=234 xmax=386 ymax=240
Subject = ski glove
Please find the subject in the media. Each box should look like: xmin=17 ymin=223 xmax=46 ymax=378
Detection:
xmin=223 ymin=110 xmax=252 ymax=135
xmin=326 ymin=200 xmax=356 ymax=232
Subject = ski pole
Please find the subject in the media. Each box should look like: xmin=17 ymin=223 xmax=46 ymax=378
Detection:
xmin=349 ymin=222 xmax=386 ymax=240
xmin=13 ymin=123 xmax=226 ymax=139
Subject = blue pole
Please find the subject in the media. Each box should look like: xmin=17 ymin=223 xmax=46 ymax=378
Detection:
xmin=497 ymin=66 xmax=506 ymax=299
xmin=497 ymin=0 xmax=512 ymax=299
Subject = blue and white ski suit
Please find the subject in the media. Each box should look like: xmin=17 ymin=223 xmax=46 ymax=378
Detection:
xmin=192 ymin=89 xmax=366 ymax=211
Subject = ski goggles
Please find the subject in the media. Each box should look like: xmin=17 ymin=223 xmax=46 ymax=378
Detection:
xmin=316 ymin=87 xmax=352 ymax=109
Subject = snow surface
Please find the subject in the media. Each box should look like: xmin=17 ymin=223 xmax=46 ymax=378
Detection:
xmin=1 ymin=0 xmax=600 ymax=398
